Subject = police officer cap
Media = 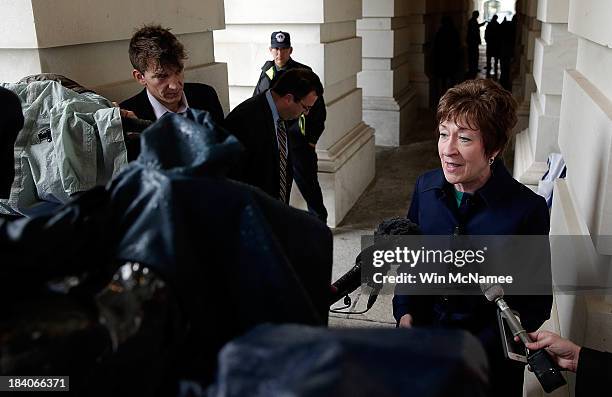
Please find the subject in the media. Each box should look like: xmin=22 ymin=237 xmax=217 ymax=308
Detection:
xmin=270 ymin=31 xmax=291 ymax=48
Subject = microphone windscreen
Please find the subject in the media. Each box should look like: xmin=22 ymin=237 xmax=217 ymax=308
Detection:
xmin=374 ymin=217 xmax=420 ymax=236
xmin=481 ymin=283 xmax=504 ymax=301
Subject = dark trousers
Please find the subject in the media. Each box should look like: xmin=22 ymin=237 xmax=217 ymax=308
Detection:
xmin=289 ymin=130 xmax=328 ymax=223
xmin=499 ymin=56 xmax=512 ymax=91
xmin=468 ymin=44 xmax=479 ymax=76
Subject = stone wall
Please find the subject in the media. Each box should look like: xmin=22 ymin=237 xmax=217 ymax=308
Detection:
xmin=513 ymin=0 xmax=576 ymax=188
xmin=0 ymin=0 xmax=229 ymax=113
xmin=520 ymin=0 xmax=612 ymax=395
xmin=514 ymin=0 xmax=541 ymax=132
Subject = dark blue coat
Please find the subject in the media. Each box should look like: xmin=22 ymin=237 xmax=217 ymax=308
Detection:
xmin=393 ymin=161 xmax=552 ymax=396
xmin=406 ymin=160 xmax=549 ymax=236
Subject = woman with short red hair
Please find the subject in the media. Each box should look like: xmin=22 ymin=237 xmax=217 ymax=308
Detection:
xmin=394 ymin=79 xmax=552 ymax=396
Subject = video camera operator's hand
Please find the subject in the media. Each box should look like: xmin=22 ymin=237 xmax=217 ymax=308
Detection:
xmin=523 ymin=330 xmax=581 ymax=372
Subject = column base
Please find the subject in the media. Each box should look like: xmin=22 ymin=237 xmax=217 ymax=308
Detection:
xmin=411 ymin=77 xmax=429 ymax=109
xmin=294 ymin=122 xmax=375 ymax=228
xmin=513 ymin=128 xmax=547 ymax=187
xmin=362 ymin=87 xmax=418 ymax=147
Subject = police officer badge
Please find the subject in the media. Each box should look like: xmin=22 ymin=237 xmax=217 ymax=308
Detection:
xmin=275 ymin=33 xmax=286 ymax=43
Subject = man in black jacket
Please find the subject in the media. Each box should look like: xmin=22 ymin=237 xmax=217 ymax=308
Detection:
xmin=120 ymin=25 xmax=224 ymax=125
xmin=253 ymin=32 xmax=328 ymax=222
xmin=225 ymin=68 xmax=323 ymax=206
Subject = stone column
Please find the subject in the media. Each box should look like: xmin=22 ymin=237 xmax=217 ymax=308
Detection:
xmin=548 ymin=0 xmax=612 ymax=393
xmin=514 ymin=0 xmax=541 ymax=133
xmin=0 ymin=0 xmax=229 ymax=112
xmin=408 ymin=2 xmax=429 ymax=110
xmin=513 ymin=0 xmax=577 ymax=187
xmin=357 ymin=0 xmax=418 ymax=146
xmin=215 ymin=0 xmax=375 ymax=227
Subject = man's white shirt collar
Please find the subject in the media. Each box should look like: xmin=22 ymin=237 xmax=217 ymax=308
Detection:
xmin=146 ymin=89 xmax=189 ymax=120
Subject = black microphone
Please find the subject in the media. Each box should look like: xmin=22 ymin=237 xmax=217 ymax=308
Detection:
xmin=365 ymin=246 xmax=386 ymax=310
xmin=330 ymin=253 xmax=363 ymax=305
xmin=481 ymin=283 xmax=566 ymax=393
xmin=330 ymin=218 xmax=420 ymax=308
xmin=365 ymin=283 xmax=381 ymax=310
xmin=365 ymin=218 xmax=421 ymax=309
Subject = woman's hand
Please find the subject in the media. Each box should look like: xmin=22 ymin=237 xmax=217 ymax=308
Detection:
xmin=399 ymin=314 xmax=414 ymax=328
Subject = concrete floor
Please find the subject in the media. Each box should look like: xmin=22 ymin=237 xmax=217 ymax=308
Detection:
xmin=329 ymin=109 xmax=440 ymax=328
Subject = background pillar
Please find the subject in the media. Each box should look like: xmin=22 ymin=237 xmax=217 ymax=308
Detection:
xmin=357 ymin=0 xmax=418 ymax=146
xmin=514 ymin=0 xmax=541 ymax=132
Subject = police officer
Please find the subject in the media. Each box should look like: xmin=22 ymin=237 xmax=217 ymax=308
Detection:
xmin=254 ymin=31 xmax=328 ymax=223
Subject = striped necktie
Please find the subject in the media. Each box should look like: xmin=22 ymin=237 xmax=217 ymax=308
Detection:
xmin=277 ymin=119 xmax=289 ymax=203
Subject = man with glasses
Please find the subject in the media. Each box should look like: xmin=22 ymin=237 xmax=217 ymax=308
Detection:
xmin=225 ymin=68 xmax=323 ymax=206
xmin=252 ymin=32 xmax=328 ymax=223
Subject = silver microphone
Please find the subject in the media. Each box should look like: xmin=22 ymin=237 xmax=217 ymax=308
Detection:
xmin=480 ymin=283 xmax=531 ymax=345
xmin=481 ymin=284 xmax=568 ymax=392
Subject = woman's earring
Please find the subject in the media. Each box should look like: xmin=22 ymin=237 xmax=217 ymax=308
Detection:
xmin=488 ymin=157 xmax=495 ymax=165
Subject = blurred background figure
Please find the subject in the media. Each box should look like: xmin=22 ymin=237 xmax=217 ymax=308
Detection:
xmin=467 ymin=11 xmax=487 ymax=78
xmin=499 ymin=16 xmax=516 ymax=91
xmin=485 ymin=15 xmax=501 ymax=79
xmin=432 ymin=16 xmax=462 ymax=102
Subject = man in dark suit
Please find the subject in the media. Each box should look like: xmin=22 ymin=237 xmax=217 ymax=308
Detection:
xmin=119 ymin=25 xmax=224 ymax=124
xmin=253 ymin=31 xmax=328 ymax=223
xmin=224 ymin=68 xmax=323 ymax=205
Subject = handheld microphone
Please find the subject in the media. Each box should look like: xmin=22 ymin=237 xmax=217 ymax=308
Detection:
xmin=481 ymin=283 xmax=566 ymax=393
xmin=481 ymin=283 xmax=529 ymax=344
